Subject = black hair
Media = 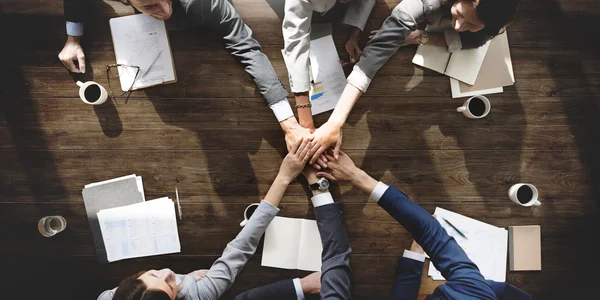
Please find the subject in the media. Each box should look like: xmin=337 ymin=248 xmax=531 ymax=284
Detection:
xmin=112 ymin=271 xmax=172 ymax=300
xmin=476 ymin=0 xmax=519 ymax=37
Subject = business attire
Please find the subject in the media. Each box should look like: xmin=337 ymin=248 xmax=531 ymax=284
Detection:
xmin=234 ymin=192 xmax=352 ymax=300
xmin=63 ymin=0 xmax=294 ymax=122
xmin=369 ymin=183 xmax=532 ymax=300
xmin=98 ymin=200 xmax=281 ymax=300
xmin=283 ymin=0 xmax=376 ymax=93
xmin=347 ymin=0 xmax=487 ymax=93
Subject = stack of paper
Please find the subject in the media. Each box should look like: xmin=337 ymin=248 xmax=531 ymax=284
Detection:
xmin=427 ymin=207 xmax=508 ymax=282
xmin=412 ymin=31 xmax=515 ymax=98
xmin=98 ymin=197 xmax=181 ymax=263
xmin=261 ymin=216 xmax=323 ymax=272
xmin=82 ymin=174 xmax=181 ymax=263
xmin=82 ymin=174 xmax=146 ymax=263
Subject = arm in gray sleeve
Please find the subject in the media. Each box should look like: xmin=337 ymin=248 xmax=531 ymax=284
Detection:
xmin=342 ymin=0 xmax=376 ymax=31
xmin=187 ymin=0 xmax=289 ymax=107
xmin=282 ymin=0 xmax=314 ymax=93
xmin=195 ymin=200 xmax=280 ymax=300
xmin=347 ymin=0 xmax=440 ymax=93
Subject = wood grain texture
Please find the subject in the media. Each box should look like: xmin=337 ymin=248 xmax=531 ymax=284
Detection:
xmin=0 ymin=0 xmax=598 ymax=299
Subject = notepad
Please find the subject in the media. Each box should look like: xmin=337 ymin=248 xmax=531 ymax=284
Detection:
xmin=508 ymin=225 xmax=541 ymax=271
xmin=109 ymin=14 xmax=177 ymax=91
xmin=97 ymin=197 xmax=181 ymax=263
xmin=427 ymin=207 xmax=508 ymax=282
xmin=412 ymin=33 xmax=491 ymax=85
xmin=82 ymin=174 xmax=145 ymax=263
xmin=450 ymin=31 xmax=515 ymax=98
xmin=261 ymin=216 xmax=323 ymax=272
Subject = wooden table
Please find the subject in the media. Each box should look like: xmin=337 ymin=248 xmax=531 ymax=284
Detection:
xmin=0 ymin=0 xmax=597 ymax=299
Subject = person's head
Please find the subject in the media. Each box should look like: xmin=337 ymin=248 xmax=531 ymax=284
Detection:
xmin=450 ymin=0 xmax=518 ymax=36
xmin=113 ymin=269 xmax=178 ymax=300
xmin=128 ymin=0 xmax=173 ymax=20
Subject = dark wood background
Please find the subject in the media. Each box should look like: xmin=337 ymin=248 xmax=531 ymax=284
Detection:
xmin=0 ymin=0 xmax=597 ymax=299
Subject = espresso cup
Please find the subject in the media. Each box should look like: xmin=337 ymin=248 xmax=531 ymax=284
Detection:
xmin=508 ymin=183 xmax=542 ymax=207
xmin=76 ymin=81 xmax=108 ymax=105
xmin=239 ymin=203 xmax=260 ymax=227
xmin=457 ymin=95 xmax=491 ymax=119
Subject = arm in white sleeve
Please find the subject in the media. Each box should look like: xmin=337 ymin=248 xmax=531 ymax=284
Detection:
xmin=269 ymin=99 xmax=295 ymax=122
xmin=311 ymin=192 xmax=334 ymax=207
xmin=292 ymin=278 xmax=305 ymax=300
xmin=66 ymin=22 xmax=84 ymax=36
xmin=369 ymin=181 xmax=390 ymax=202
xmin=282 ymin=0 xmax=314 ymax=93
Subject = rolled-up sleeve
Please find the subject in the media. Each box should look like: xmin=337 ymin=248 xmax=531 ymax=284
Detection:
xmin=282 ymin=0 xmax=314 ymax=93
xmin=342 ymin=0 xmax=375 ymax=31
xmin=348 ymin=0 xmax=437 ymax=93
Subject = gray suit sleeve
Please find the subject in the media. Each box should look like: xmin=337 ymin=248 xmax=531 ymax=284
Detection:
xmin=347 ymin=0 xmax=440 ymax=93
xmin=187 ymin=0 xmax=289 ymax=106
xmin=315 ymin=202 xmax=352 ymax=300
xmin=194 ymin=200 xmax=280 ymax=300
xmin=342 ymin=0 xmax=376 ymax=31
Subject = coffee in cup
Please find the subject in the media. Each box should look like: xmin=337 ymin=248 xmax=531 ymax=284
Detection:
xmin=239 ymin=203 xmax=260 ymax=227
xmin=77 ymin=81 xmax=108 ymax=105
xmin=508 ymin=183 xmax=542 ymax=207
xmin=457 ymin=95 xmax=491 ymax=119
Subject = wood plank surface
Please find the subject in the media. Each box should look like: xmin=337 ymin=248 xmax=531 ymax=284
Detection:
xmin=0 ymin=0 xmax=598 ymax=299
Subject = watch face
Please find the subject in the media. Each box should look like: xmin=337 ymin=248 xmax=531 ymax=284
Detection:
xmin=319 ymin=178 xmax=330 ymax=190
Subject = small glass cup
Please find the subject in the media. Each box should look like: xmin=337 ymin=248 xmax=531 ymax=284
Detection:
xmin=38 ymin=216 xmax=67 ymax=237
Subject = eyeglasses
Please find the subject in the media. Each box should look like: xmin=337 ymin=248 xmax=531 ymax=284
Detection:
xmin=106 ymin=64 xmax=140 ymax=101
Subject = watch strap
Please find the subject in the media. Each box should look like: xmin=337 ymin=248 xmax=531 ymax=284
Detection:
xmin=309 ymin=182 xmax=320 ymax=190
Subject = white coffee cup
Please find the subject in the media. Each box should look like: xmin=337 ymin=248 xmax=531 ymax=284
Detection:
xmin=239 ymin=203 xmax=260 ymax=227
xmin=508 ymin=183 xmax=542 ymax=207
xmin=76 ymin=81 xmax=108 ymax=105
xmin=457 ymin=95 xmax=491 ymax=119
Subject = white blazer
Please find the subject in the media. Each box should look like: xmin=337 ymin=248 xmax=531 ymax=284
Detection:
xmin=282 ymin=0 xmax=376 ymax=93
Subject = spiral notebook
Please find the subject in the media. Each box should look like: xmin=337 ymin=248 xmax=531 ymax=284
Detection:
xmin=109 ymin=14 xmax=177 ymax=91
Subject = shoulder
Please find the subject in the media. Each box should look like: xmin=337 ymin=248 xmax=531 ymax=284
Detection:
xmin=97 ymin=288 xmax=117 ymax=300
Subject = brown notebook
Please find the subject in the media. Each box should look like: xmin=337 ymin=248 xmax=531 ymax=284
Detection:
xmin=508 ymin=225 xmax=542 ymax=271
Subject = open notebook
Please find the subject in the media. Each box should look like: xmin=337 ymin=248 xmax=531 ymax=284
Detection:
xmin=97 ymin=197 xmax=181 ymax=263
xmin=261 ymin=216 xmax=323 ymax=272
xmin=412 ymin=33 xmax=491 ymax=85
xmin=109 ymin=14 xmax=177 ymax=91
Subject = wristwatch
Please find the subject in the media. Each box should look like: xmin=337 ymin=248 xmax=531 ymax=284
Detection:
xmin=309 ymin=177 xmax=330 ymax=191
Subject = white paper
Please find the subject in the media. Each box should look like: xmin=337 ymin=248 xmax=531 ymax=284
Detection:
xmin=84 ymin=174 xmax=145 ymax=201
xmin=262 ymin=216 xmax=322 ymax=271
xmin=307 ymin=35 xmax=346 ymax=116
xmin=449 ymin=77 xmax=503 ymax=98
xmin=98 ymin=197 xmax=181 ymax=262
xmin=412 ymin=41 xmax=451 ymax=75
xmin=428 ymin=207 xmax=508 ymax=282
xmin=445 ymin=39 xmax=491 ymax=85
xmin=109 ymin=14 xmax=176 ymax=91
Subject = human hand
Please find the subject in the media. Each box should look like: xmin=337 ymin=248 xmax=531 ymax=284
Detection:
xmin=188 ymin=269 xmax=208 ymax=281
xmin=402 ymin=29 xmax=424 ymax=46
xmin=299 ymin=272 xmax=321 ymax=294
xmin=58 ymin=36 xmax=86 ymax=73
xmin=410 ymin=240 xmax=425 ymax=254
xmin=278 ymin=138 xmax=312 ymax=182
xmin=282 ymin=118 xmax=314 ymax=152
xmin=301 ymin=164 xmax=319 ymax=184
xmin=309 ymin=121 xmax=342 ymax=165
xmin=368 ymin=30 xmax=379 ymax=39
xmin=316 ymin=151 xmax=359 ymax=182
xmin=340 ymin=32 xmax=362 ymax=67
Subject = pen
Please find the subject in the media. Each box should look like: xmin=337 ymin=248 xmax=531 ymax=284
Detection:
xmin=175 ymin=186 xmax=182 ymax=220
xmin=140 ymin=49 xmax=163 ymax=79
xmin=442 ymin=217 xmax=468 ymax=239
